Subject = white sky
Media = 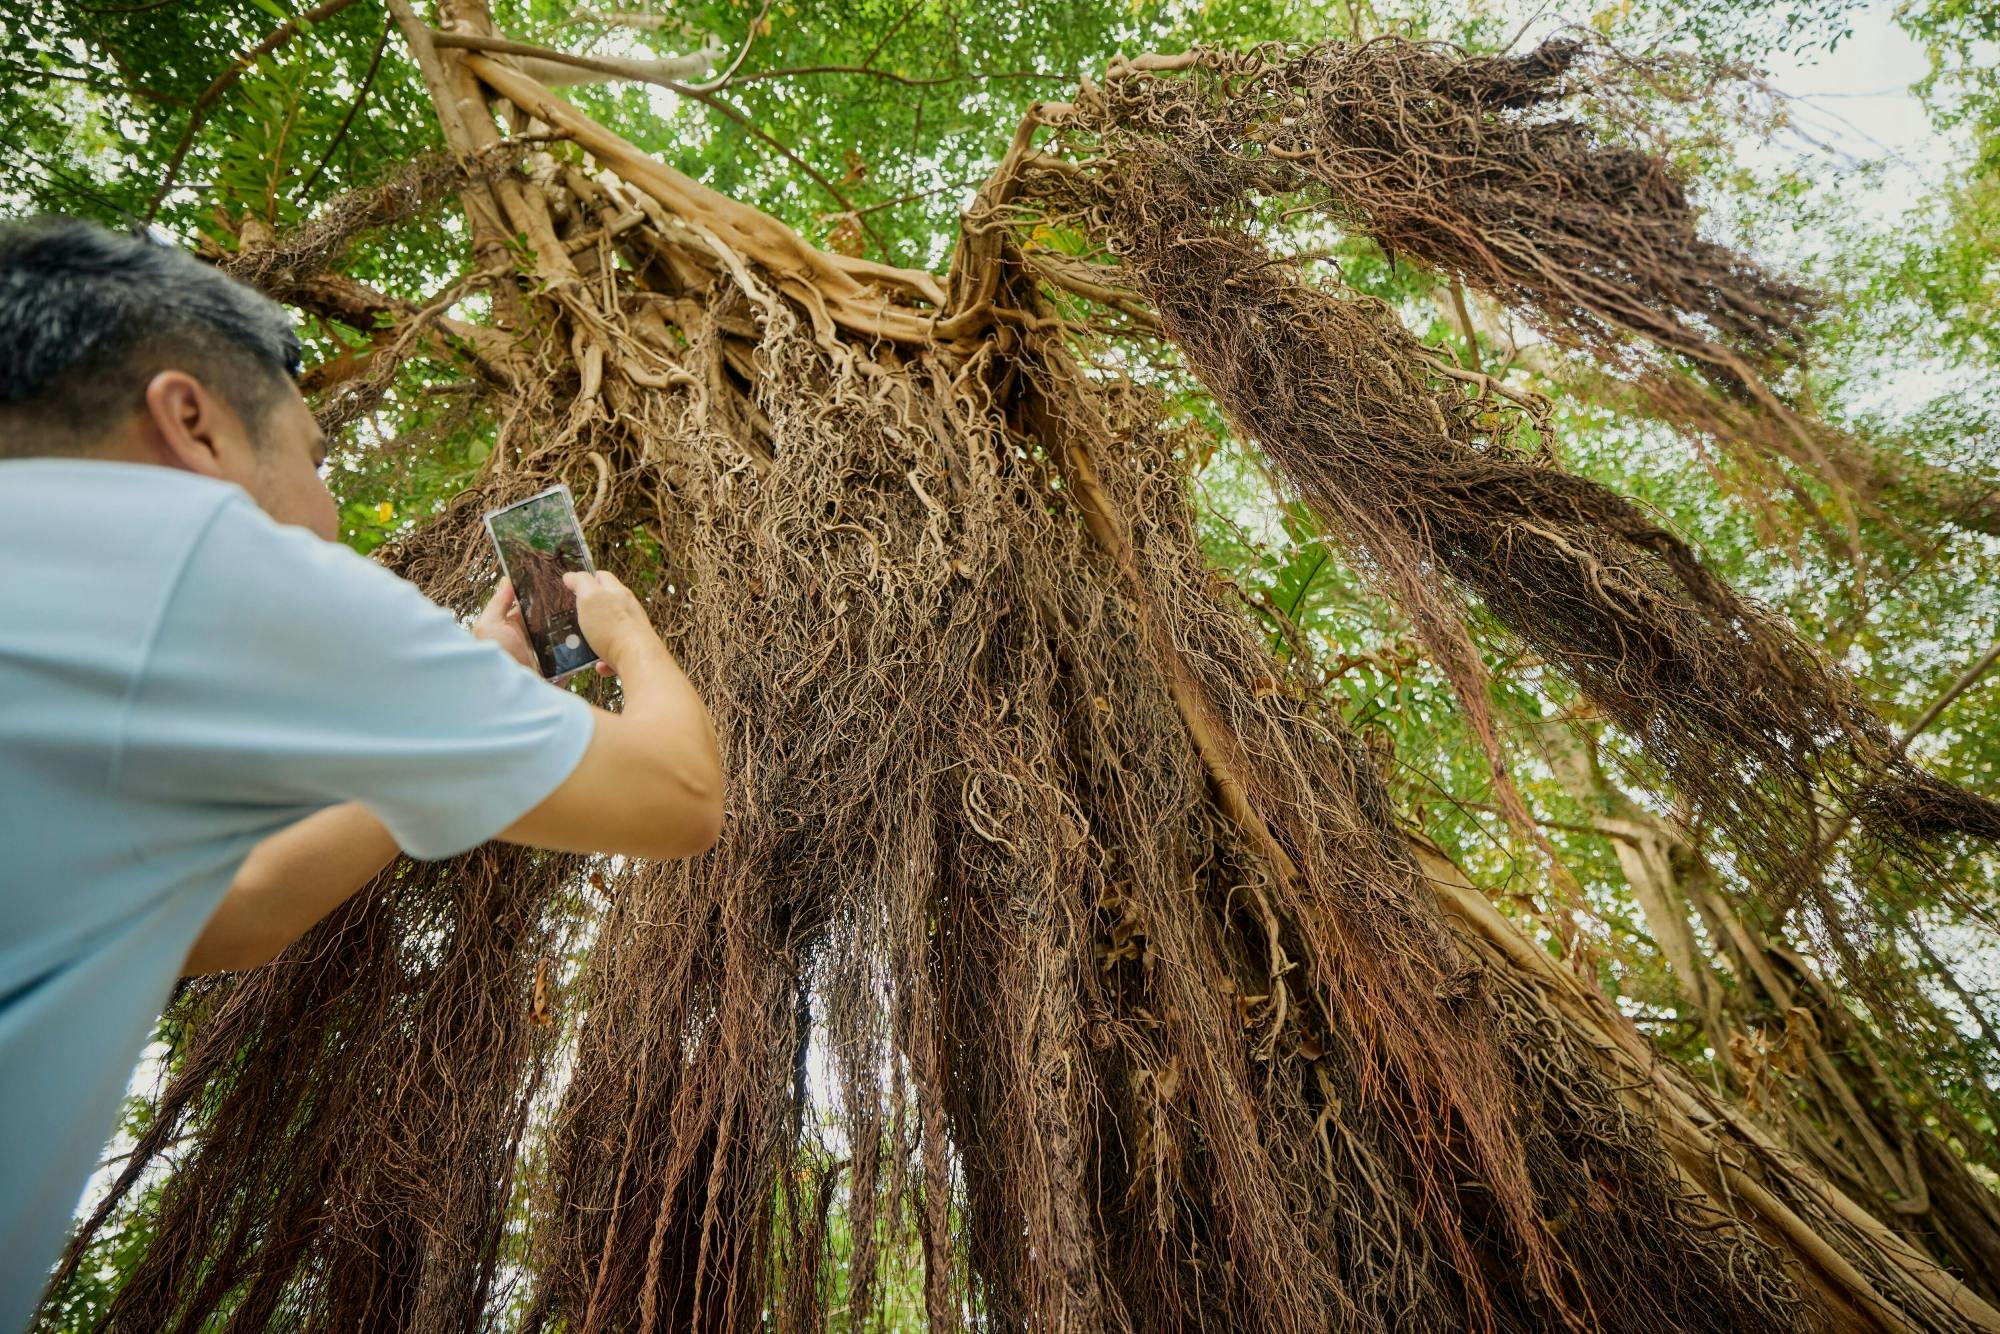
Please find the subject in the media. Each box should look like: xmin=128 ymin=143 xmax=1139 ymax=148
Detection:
xmin=1753 ymin=7 xmax=1963 ymax=413
xmin=1759 ymin=7 xmax=1944 ymax=176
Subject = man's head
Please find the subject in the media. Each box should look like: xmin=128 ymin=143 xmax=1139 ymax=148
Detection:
xmin=0 ymin=217 xmax=337 ymax=539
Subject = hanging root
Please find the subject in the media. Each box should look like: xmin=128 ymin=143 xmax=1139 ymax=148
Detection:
xmin=46 ymin=32 xmax=2000 ymax=1334
xmin=1084 ymin=40 xmax=1815 ymax=389
xmin=1016 ymin=341 xmax=1816 ymax=1332
xmin=46 ymin=845 xmax=588 ymax=1330
xmin=1022 ymin=38 xmax=2000 ymax=1005
xmin=56 ymin=181 xmax=1824 ymax=1333
xmin=219 ymin=142 xmax=534 ymax=292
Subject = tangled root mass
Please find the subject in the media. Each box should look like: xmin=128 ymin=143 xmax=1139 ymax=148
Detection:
xmin=47 ymin=33 xmax=2000 ymax=1334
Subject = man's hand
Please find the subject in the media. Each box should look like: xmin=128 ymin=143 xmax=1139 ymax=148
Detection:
xmin=563 ymin=570 xmax=657 ymax=676
xmin=478 ymin=576 xmax=619 ymax=678
xmin=502 ymin=569 xmax=724 ymax=860
xmin=472 ymin=578 xmax=536 ymax=671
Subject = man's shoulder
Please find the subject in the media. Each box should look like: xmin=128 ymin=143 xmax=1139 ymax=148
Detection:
xmin=0 ymin=460 xmax=248 ymax=640
xmin=0 ymin=457 xmax=426 ymax=662
xmin=0 ymin=455 xmax=244 ymax=507
xmin=0 ymin=458 xmax=247 ymax=562
xmin=182 ymin=481 xmax=428 ymax=613
xmin=160 ymin=478 xmax=463 ymax=665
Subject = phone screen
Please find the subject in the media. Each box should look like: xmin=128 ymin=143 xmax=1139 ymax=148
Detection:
xmin=484 ymin=485 xmax=600 ymax=679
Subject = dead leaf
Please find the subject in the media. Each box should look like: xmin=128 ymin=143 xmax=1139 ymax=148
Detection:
xmin=531 ymin=958 xmax=553 ymax=1027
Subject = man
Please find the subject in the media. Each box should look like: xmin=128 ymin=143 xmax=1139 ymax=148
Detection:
xmin=0 ymin=217 xmax=724 ymax=1323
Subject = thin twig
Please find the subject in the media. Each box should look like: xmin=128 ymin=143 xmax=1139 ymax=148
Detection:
xmin=1284 ymin=547 xmax=1331 ymax=621
xmin=858 ymin=0 xmax=922 ymax=70
xmin=680 ymin=0 xmax=770 ymax=93
xmin=842 ymin=178 xmax=978 ymax=216
xmin=729 ymin=63 xmax=1063 ymax=89
xmin=1898 ymin=636 xmax=2000 ymax=754
xmin=298 ymin=13 xmax=392 ymax=198
xmin=691 ymin=89 xmax=893 ymax=257
xmin=1449 ymin=280 xmax=1483 ymax=378
xmin=1826 ymin=528 xmax=1958 ymax=656
xmin=0 ymin=60 xmax=105 ymax=87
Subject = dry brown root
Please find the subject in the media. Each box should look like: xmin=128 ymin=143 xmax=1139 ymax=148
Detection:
xmin=1023 ymin=45 xmax=2000 ymax=1021
xmin=47 ymin=844 xmax=588 ymax=1330
xmin=216 ymin=143 xmax=527 ymax=294
xmin=1431 ymin=850 xmax=2000 ymax=1334
xmin=59 ymin=243 xmax=1828 ymax=1333
xmin=1028 ymin=345 xmax=1825 ymax=1332
xmin=1078 ymin=41 xmax=1814 ymax=399
xmin=44 ymin=30 xmax=2000 ymax=1334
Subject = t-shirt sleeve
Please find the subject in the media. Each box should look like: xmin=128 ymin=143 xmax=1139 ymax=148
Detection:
xmin=116 ymin=494 xmax=595 ymax=860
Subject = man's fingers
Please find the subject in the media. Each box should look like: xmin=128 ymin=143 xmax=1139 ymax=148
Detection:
xmin=562 ymin=569 xmax=631 ymax=604
xmin=477 ymin=578 xmax=516 ymax=622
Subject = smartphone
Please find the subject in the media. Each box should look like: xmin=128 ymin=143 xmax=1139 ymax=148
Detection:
xmin=482 ymin=483 xmax=601 ymax=680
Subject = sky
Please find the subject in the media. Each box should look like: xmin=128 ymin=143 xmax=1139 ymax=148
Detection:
xmin=1751 ymin=6 xmax=1961 ymax=413
xmin=1483 ymin=0 xmax=1970 ymax=420
xmin=1761 ymin=6 xmax=1941 ymax=170
xmin=1746 ymin=5 xmax=1998 ymax=422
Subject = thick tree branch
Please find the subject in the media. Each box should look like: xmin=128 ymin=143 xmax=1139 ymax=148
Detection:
xmin=566 ymin=6 xmax=684 ymax=32
xmin=429 ymin=31 xmax=866 ymax=232
xmin=429 ymin=29 xmax=716 ymax=89
xmin=429 ymin=28 xmax=1043 ymax=261
xmin=461 ymin=54 xmax=947 ymax=324
xmin=1449 ymin=279 xmax=1483 ymax=377
xmin=386 ymin=0 xmax=546 ymax=333
xmin=729 ymin=64 xmax=1063 ymax=89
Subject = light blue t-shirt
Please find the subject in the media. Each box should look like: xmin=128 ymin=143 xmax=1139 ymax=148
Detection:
xmin=0 ymin=459 xmax=595 ymax=1325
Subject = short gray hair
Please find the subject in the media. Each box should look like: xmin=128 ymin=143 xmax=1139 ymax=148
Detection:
xmin=0 ymin=216 xmax=303 ymax=455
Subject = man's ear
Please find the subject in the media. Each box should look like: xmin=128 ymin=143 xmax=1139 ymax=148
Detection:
xmin=141 ymin=369 xmax=236 ymax=478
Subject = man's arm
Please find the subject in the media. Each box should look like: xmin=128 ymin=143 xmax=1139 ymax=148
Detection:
xmin=181 ymin=572 xmax=722 ymax=974
xmin=182 ymin=802 xmax=400 ymax=974
xmin=179 ymin=580 xmax=554 ymax=977
xmin=500 ymin=571 xmax=724 ymax=860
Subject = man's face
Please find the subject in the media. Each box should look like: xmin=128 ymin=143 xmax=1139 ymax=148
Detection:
xmin=243 ymin=389 xmax=340 ymax=542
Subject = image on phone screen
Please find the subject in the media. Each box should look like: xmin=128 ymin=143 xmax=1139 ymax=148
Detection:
xmin=483 ymin=485 xmax=600 ymax=679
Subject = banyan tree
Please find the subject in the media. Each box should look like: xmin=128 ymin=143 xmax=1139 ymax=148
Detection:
xmin=24 ymin=1 xmax=2000 ymax=1329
